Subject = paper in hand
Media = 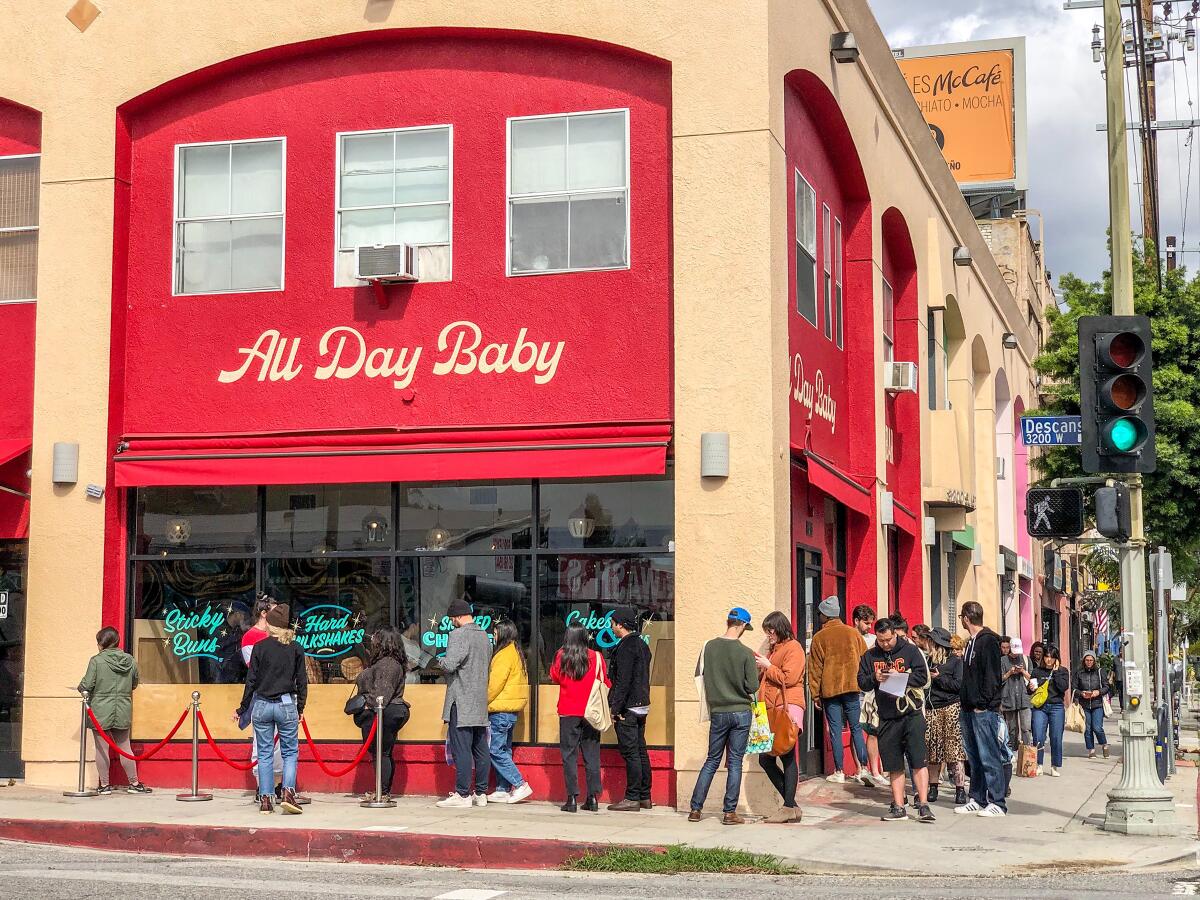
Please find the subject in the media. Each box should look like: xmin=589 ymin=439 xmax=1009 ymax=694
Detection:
xmin=879 ymin=670 xmax=910 ymax=698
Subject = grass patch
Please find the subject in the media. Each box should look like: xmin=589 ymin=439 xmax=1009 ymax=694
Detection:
xmin=564 ymin=845 xmax=797 ymax=875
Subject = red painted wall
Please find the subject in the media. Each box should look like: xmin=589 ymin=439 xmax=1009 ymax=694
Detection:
xmin=0 ymin=305 xmax=34 ymax=440
xmin=113 ymin=32 xmax=672 ymax=439
xmin=0 ymin=99 xmax=39 ymax=157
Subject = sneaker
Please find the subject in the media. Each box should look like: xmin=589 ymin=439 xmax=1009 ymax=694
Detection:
xmin=1048 ymin=767 xmax=1062 ymax=778
xmin=917 ymin=804 xmax=936 ymax=823
xmin=436 ymin=792 xmax=473 ymax=809
xmin=1088 ymin=749 xmax=1096 ymax=759
xmin=977 ymin=803 xmax=1007 ymax=817
xmin=870 ymin=773 xmax=890 ymax=789
xmin=880 ymin=803 xmax=907 ymax=822
xmin=954 ymin=799 xmax=982 ymax=815
xmin=97 ymin=784 xmax=113 ymax=795
xmin=856 ymin=771 xmax=874 ymax=786
xmin=126 ymin=782 xmax=152 ymax=794
xmin=955 ymin=787 xmax=967 ymax=805
xmin=471 ymin=793 xmax=487 ymax=807
xmin=825 ymin=771 xmax=846 ymax=784
xmin=1103 ymin=746 xmax=1110 ymax=759
xmin=486 ymin=790 xmax=511 ymax=802
xmin=1035 ymin=765 xmax=1044 ymax=776
xmin=507 ymin=783 xmax=533 ymax=804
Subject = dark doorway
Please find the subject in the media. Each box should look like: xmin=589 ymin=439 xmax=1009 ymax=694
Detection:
xmin=0 ymin=540 xmax=27 ymax=778
xmin=796 ymin=546 xmax=823 ymax=775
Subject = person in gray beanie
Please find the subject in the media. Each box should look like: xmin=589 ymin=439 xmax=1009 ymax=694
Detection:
xmin=807 ymin=595 xmax=869 ymax=783
xmin=436 ymin=597 xmax=492 ymax=808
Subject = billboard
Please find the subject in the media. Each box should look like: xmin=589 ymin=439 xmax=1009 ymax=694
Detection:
xmin=894 ymin=38 xmax=1027 ymax=191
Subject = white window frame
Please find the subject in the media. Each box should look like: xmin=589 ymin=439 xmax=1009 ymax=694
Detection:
xmin=834 ymin=216 xmax=844 ymax=350
xmin=794 ymin=170 xmax=818 ymax=327
xmin=883 ymin=277 xmax=895 ymax=363
xmin=171 ymin=136 xmax=287 ymax=297
xmin=0 ymin=152 xmax=40 ymax=305
xmin=333 ymin=124 xmax=454 ymax=284
xmin=822 ymin=203 xmax=832 ymax=340
xmin=505 ymin=107 xmax=631 ymax=277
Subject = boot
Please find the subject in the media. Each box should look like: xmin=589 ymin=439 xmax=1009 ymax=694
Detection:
xmin=280 ymin=788 xmax=302 ymax=815
xmin=560 ymin=794 xmax=578 ymax=813
xmin=582 ymin=795 xmax=599 ymax=812
xmin=955 ymin=787 xmax=967 ymax=806
xmin=927 ymin=785 xmax=939 ymax=804
xmin=259 ymin=794 xmax=274 ymax=815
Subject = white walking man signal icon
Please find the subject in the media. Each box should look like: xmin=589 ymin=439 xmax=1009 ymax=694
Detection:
xmin=1033 ymin=497 xmax=1053 ymax=532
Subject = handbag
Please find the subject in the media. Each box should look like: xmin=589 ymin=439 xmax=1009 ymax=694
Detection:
xmin=1030 ymin=678 xmax=1050 ymax=709
xmin=747 ymin=695 xmax=775 ymax=755
xmin=1102 ymin=695 xmax=1114 ymax=718
xmin=695 ymin=641 xmax=711 ymax=724
xmin=860 ymin=690 xmax=880 ymax=730
xmin=1065 ymin=702 xmax=1086 ymax=733
xmin=765 ymin=702 xmax=798 ymax=756
xmin=583 ymin=653 xmax=613 ymax=732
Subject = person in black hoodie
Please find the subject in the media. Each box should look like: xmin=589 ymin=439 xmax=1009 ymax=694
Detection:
xmin=607 ymin=607 xmax=652 ymax=812
xmin=857 ymin=617 xmax=934 ymax=824
xmin=955 ymin=600 xmax=1008 ymax=817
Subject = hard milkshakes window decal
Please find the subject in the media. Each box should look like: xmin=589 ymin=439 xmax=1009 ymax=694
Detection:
xmin=294 ymin=604 xmax=367 ymax=658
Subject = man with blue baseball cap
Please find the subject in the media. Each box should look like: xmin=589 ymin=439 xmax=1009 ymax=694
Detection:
xmin=688 ymin=607 xmax=759 ymax=825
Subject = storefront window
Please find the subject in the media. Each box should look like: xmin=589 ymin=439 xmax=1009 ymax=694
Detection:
xmin=264 ymin=483 xmax=392 ymax=553
xmin=135 ymin=486 xmax=257 ymax=556
xmin=539 ymin=474 xmax=672 ymax=549
xmin=397 ymin=482 xmax=533 ymax=551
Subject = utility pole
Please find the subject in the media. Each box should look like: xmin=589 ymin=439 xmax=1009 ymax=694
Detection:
xmin=1101 ymin=0 xmax=1177 ymax=835
xmin=1136 ymin=0 xmax=1161 ymax=252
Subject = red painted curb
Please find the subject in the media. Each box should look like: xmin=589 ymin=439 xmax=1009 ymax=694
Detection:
xmin=0 ymin=818 xmax=635 ymax=869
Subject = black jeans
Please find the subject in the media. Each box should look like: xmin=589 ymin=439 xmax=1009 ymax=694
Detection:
xmin=615 ymin=714 xmax=652 ymax=802
xmin=758 ymin=745 xmax=798 ymax=807
xmin=448 ymin=704 xmax=490 ymax=797
xmin=559 ymin=715 xmax=602 ymax=799
xmin=359 ymin=703 xmax=409 ymax=794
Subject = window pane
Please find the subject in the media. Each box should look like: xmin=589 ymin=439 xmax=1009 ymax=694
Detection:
xmin=539 ymin=474 xmax=673 ymax=549
xmin=339 ymin=207 xmax=394 ymax=250
xmin=796 ymin=175 xmax=816 ymax=254
xmin=397 ymin=482 xmax=533 ymax=552
xmin=178 ymin=219 xmax=231 ymax=293
xmin=134 ymin=486 xmax=258 ymax=556
xmin=130 ymin=558 xmax=257 ymax=684
xmin=568 ymin=193 xmax=626 ymax=269
xmin=823 ymin=272 xmax=832 ymax=340
xmin=511 ymin=197 xmax=568 ymax=273
xmin=341 ymin=133 xmax=394 ymax=208
xmin=180 ymin=144 xmax=230 ymax=218
xmin=0 ymin=156 xmax=38 ymax=229
xmin=883 ymin=280 xmax=895 ymax=341
xmin=835 ymin=284 xmax=844 ymax=349
xmin=395 ymin=204 xmax=450 ymax=245
xmin=567 ymin=112 xmax=625 ymax=191
xmin=834 ymin=219 xmax=843 ymax=284
xmin=822 ymin=206 xmax=831 ymax=273
xmin=230 ymin=142 xmax=283 ymax=215
xmin=510 ymin=117 xmax=567 ymax=195
xmin=0 ymin=230 xmax=36 ymax=302
xmin=796 ymin=245 xmax=817 ymax=325
xmin=230 ymin=217 xmax=283 ymax=290
xmin=394 ymin=129 xmax=449 ymax=204
xmin=264 ymin=483 xmax=393 ymax=553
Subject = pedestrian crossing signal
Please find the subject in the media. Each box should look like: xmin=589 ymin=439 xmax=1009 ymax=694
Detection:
xmin=1026 ymin=487 xmax=1086 ymax=538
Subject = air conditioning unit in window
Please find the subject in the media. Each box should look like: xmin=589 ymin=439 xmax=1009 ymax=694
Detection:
xmin=355 ymin=243 xmax=418 ymax=283
xmin=883 ymin=361 xmax=918 ymax=394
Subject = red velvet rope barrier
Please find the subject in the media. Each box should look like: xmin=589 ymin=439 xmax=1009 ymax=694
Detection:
xmin=87 ymin=706 xmax=189 ymax=762
xmin=300 ymin=716 xmax=377 ymax=778
xmin=196 ymin=710 xmax=259 ymax=771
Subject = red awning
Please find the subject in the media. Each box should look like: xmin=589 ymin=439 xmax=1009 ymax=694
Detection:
xmin=0 ymin=439 xmax=29 ymax=468
xmin=114 ymin=423 xmax=671 ymax=487
xmin=803 ymin=453 xmax=873 ymax=518
xmin=891 ymin=497 xmax=920 ymax=536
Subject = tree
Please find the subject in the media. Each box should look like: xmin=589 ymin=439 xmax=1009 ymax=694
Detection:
xmin=1033 ymin=243 xmax=1200 ymax=634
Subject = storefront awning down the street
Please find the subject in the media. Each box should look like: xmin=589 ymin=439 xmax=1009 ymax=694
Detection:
xmin=803 ymin=451 xmax=873 ymax=518
xmin=112 ymin=423 xmax=672 ymax=487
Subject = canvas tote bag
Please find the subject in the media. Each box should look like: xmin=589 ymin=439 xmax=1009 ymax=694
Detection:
xmin=584 ymin=652 xmax=613 ymax=732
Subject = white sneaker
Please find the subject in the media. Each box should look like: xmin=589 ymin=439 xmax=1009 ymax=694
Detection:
xmin=856 ymin=771 xmax=874 ymax=786
xmin=1035 ymin=765 xmax=1043 ymax=776
xmin=870 ymin=773 xmax=890 ymax=789
xmin=977 ymin=803 xmax=1007 ymax=817
xmin=486 ymin=790 xmax=510 ymax=802
xmin=954 ymin=799 xmax=982 ymax=815
xmin=436 ymin=792 xmax=472 ymax=809
xmin=1048 ymin=767 xmax=1062 ymax=778
xmin=472 ymin=793 xmax=488 ymax=807
xmin=507 ymin=783 xmax=534 ymax=804
xmin=826 ymin=771 xmax=846 ymax=784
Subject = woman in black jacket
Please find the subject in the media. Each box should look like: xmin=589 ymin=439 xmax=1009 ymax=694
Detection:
xmin=922 ymin=628 xmax=966 ymax=805
xmin=354 ymin=627 xmax=411 ymax=800
xmin=1072 ymin=650 xmax=1109 ymax=759
xmin=1030 ymin=645 xmax=1070 ymax=776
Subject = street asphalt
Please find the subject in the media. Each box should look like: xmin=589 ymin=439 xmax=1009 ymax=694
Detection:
xmin=0 ymin=842 xmax=1195 ymax=899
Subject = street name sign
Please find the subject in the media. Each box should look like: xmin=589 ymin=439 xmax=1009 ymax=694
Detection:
xmin=1021 ymin=415 xmax=1082 ymax=446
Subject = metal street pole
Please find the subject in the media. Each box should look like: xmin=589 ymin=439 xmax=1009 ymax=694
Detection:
xmin=1101 ymin=0 xmax=1177 ymax=834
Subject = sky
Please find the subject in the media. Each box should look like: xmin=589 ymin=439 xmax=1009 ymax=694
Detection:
xmin=870 ymin=0 xmax=1200 ymax=287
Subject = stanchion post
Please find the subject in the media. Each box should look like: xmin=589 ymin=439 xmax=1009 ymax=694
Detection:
xmin=63 ymin=690 xmax=99 ymax=798
xmin=361 ymin=695 xmax=395 ymax=809
xmin=177 ymin=690 xmax=213 ymax=802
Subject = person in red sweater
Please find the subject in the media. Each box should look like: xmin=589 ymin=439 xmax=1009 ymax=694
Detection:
xmin=550 ymin=625 xmax=611 ymax=813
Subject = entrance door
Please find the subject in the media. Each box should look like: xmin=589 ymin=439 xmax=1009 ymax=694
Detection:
xmin=0 ymin=540 xmax=27 ymax=778
xmin=795 ymin=547 xmax=823 ymax=774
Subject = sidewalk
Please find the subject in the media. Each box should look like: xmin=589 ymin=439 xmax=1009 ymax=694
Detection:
xmin=0 ymin=729 xmax=1195 ymax=875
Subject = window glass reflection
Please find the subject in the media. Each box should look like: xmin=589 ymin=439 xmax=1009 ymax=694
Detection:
xmin=539 ymin=474 xmax=673 ymax=549
xmin=397 ymin=482 xmax=533 ymax=552
xmin=264 ymin=483 xmax=392 ymax=553
xmin=135 ymin=487 xmax=258 ymax=555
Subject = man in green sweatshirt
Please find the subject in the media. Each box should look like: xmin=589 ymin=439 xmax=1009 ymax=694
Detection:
xmin=688 ymin=607 xmax=758 ymax=825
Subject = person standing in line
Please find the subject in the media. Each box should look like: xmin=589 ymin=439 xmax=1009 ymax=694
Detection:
xmin=688 ymin=607 xmax=759 ymax=825
xmin=808 ymin=596 xmax=870 ymax=784
xmin=852 ymin=604 xmax=890 ymax=788
xmin=607 ymin=608 xmax=653 ymax=812
xmin=240 ymin=595 xmax=284 ymax=804
xmin=950 ymin=634 xmax=966 ymax=659
xmin=550 ymin=625 xmax=609 ymax=813
xmin=237 ymin=604 xmax=306 ymax=815
xmin=79 ymin=627 xmax=152 ymax=795
xmin=1028 ymin=641 xmax=1046 ymax=672
xmin=1074 ymin=650 xmax=1110 ymax=760
xmin=486 ymin=620 xmax=532 ymax=804
xmin=1000 ymin=636 xmax=1033 ymax=756
xmin=955 ymin=601 xmax=1008 ymax=817
xmin=353 ymin=627 xmax=411 ymax=802
xmin=892 ymin=616 xmax=911 ymax=643
xmin=923 ymin=628 xmax=966 ymax=805
xmin=1030 ymin=645 xmax=1071 ymax=776
xmin=754 ymin=611 xmax=806 ymax=823
xmin=436 ymin=598 xmax=492 ymax=808
xmin=857 ymin=617 xmax=934 ymax=823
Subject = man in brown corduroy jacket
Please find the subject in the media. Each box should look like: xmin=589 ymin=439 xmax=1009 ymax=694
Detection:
xmin=808 ymin=596 xmax=869 ymax=783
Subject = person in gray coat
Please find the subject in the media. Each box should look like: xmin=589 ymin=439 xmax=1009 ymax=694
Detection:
xmin=436 ymin=597 xmax=492 ymax=808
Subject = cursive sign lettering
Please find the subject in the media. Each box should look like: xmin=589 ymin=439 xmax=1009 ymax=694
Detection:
xmin=790 ymin=353 xmax=837 ymax=433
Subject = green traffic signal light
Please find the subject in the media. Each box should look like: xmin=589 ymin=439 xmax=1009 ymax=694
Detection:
xmin=1109 ymin=418 xmax=1140 ymax=452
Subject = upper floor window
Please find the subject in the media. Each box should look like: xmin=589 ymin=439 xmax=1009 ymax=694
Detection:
xmin=794 ymin=171 xmax=817 ymax=326
xmin=882 ymin=278 xmax=895 ymax=363
xmin=0 ymin=154 xmax=39 ymax=302
xmin=507 ymin=110 xmax=628 ymax=275
xmin=822 ymin=204 xmax=832 ymax=340
xmin=833 ymin=218 xmax=844 ymax=349
xmin=174 ymin=138 xmax=284 ymax=295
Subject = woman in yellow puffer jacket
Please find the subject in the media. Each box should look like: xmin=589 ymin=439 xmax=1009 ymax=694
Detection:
xmin=486 ymin=620 xmax=532 ymax=803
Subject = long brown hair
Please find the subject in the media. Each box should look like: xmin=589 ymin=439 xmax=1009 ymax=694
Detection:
xmin=557 ymin=625 xmax=591 ymax=681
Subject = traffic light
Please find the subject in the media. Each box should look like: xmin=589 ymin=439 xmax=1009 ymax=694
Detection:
xmin=1094 ymin=483 xmax=1132 ymax=543
xmin=1079 ymin=315 xmax=1156 ymax=473
xmin=1026 ymin=487 xmax=1086 ymax=538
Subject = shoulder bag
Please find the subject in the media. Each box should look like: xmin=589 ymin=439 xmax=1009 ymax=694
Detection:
xmin=695 ymin=640 xmax=711 ymax=724
xmin=1030 ymin=677 xmax=1050 ymax=709
xmin=584 ymin=653 xmax=614 ymax=732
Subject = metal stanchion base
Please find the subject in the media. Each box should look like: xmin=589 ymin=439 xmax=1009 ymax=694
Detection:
xmin=360 ymin=798 xmax=397 ymax=809
xmin=62 ymin=790 xmax=99 ymax=798
xmin=176 ymin=792 xmax=214 ymax=802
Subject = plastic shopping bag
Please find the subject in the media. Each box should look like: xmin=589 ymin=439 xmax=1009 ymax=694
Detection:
xmin=747 ymin=698 xmax=774 ymax=755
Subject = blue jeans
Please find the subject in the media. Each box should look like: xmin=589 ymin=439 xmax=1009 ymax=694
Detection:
xmin=960 ymin=708 xmax=1008 ymax=811
xmin=1031 ymin=703 xmax=1065 ymax=767
xmin=823 ymin=693 xmax=868 ymax=772
xmin=252 ymin=696 xmax=298 ymax=799
xmin=1083 ymin=706 xmax=1108 ymax=750
xmin=690 ymin=710 xmax=752 ymax=813
xmin=488 ymin=712 xmax=525 ymax=791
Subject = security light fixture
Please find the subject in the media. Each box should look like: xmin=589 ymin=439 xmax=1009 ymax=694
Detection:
xmin=830 ymin=32 xmax=860 ymax=64
xmin=952 ymin=246 xmax=972 ymax=267
xmin=1002 ymin=332 xmax=1019 ymax=350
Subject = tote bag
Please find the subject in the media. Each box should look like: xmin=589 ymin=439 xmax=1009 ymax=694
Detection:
xmin=1065 ymin=702 xmax=1086 ymax=734
xmin=695 ymin=641 xmax=711 ymax=724
xmin=747 ymin=696 xmax=775 ymax=755
xmin=584 ymin=653 xmax=613 ymax=732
